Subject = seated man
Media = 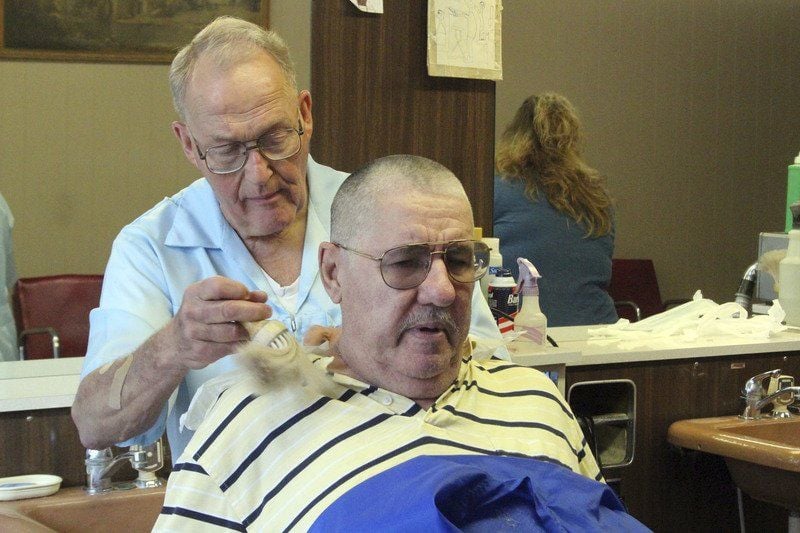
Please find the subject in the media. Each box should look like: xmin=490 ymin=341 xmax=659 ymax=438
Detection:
xmin=71 ymin=17 xmax=502 ymax=461
xmin=154 ymin=155 xmax=647 ymax=531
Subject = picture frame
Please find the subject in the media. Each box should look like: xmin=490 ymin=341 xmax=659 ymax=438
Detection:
xmin=0 ymin=1 xmax=270 ymax=64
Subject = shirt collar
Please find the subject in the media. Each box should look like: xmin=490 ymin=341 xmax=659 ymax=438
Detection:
xmin=164 ymin=178 xmax=226 ymax=249
xmin=314 ymin=341 xmax=474 ymax=414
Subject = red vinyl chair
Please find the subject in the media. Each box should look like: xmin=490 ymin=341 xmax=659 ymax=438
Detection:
xmin=11 ymin=274 xmax=103 ymax=360
xmin=608 ymin=259 xmax=688 ymax=322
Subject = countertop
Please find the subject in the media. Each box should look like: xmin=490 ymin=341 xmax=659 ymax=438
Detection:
xmin=0 ymin=358 xmax=83 ymax=413
xmin=4 ymin=327 xmax=800 ymax=413
xmin=547 ymin=326 xmax=800 ymax=366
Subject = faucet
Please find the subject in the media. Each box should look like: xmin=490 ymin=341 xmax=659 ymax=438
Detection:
xmin=733 ymin=262 xmax=758 ymax=318
xmin=740 ymin=369 xmax=800 ymax=419
xmin=85 ymin=440 xmax=165 ymax=494
xmin=741 ymin=369 xmax=781 ymax=404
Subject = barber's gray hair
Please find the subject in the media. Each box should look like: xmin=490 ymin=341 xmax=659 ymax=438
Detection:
xmin=331 ymin=155 xmax=472 ymax=244
xmin=169 ymin=16 xmax=297 ymax=121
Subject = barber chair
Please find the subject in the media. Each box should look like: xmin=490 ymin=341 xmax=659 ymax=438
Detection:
xmin=608 ymin=259 xmax=688 ymax=322
xmin=12 ymin=274 xmax=103 ymax=360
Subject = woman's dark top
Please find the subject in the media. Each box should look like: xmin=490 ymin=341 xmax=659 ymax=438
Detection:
xmin=493 ymin=175 xmax=618 ymax=326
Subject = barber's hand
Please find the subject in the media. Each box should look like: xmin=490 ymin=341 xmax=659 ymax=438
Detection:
xmin=303 ymin=325 xmax=342 ymax=354
xmin=303 ymin=325 xmax=354 ymax=374
xmin=167 ymin=276 xmax=271 ymax=370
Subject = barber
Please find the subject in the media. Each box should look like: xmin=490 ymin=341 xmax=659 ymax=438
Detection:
xmin=72 ymin=17 xmax=501 ymax=460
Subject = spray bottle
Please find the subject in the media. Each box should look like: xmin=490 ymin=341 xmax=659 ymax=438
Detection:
xmin=513 ymin=258 xmax=547 ymax=347
xmin=779 ymin=202 xmax=800 ymax=326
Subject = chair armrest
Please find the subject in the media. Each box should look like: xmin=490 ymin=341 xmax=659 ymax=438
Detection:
xmin=614 ymin=300 xmax=641 ymax=322
xmin=18 ymin=327 xmax=61 ymax=360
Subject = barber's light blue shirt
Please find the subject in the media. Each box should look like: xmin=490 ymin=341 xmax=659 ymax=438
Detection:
xmin=82 ymin=156 xmax=502 ymax=459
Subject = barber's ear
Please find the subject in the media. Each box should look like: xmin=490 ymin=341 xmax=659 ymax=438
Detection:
xmin=319 ymin=242 xmax=342 ymax=303
xmin=172 ymin=121 xmax=201 ymax=168
xmin=298 ymin=90 xmax=313 ymax=140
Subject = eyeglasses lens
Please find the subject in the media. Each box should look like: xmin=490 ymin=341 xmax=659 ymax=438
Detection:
xmin=205 ymin=129 xmax=301 ymax=174
xmin=446 ymin=242 xmax=487 ymax=282
xmin=381 ymin=245 xmax=431 ymax=289
xmin=258 ymin=129 xmax=298 ymax=159
xmin=380 ymin=241 xmax=489 ymax=289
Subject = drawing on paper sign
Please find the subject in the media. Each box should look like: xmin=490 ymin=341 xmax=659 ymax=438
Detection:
xmin=434 ymin=0 xmax=495 ymax=69
xmin=427 ymin=0 xmax=502 ymax=80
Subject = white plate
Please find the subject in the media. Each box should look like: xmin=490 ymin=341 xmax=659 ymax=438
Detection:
xmin=0 ymin=474 xmax=62 ymax=501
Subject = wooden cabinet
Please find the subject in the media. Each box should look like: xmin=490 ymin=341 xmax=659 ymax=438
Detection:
xmin=1 ymin=408 xmax=172 ymax=488
xmin=566 ymin=351 xmax=800 ymax=531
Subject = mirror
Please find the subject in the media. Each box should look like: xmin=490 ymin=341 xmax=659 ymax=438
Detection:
xmin=0 ymin=3 xmax=313 ymax=371
xmin=3 ymin=1 xmax=800 ymax=376
xmin=495 ymin=1 xmax=798 ymax=309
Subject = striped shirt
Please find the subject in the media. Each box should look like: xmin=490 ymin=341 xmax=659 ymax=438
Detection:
xmin=154 ymin=355 xmax=602 ymax=532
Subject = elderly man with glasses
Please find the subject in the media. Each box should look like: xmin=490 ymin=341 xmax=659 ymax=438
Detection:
xmin=153 ymin=155 xmax=646 ymax=532
xmin=72 ymin=18 xmax=502 ymax=462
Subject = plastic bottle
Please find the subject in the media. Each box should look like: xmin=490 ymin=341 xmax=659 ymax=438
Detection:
xmin=779 ymin=203 xmax=800 ymax=326
xmin=480 ymin=237 xmax=503 ymax=302
xmin=785 ymin=151 xmax=800 ymax=233
xmin=513 ymin=258 xmax=547 ymax=347
xmin=487 ymin=268 xmax=518 ymax=334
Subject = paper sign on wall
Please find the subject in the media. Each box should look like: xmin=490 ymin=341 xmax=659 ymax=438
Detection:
xmin=427 ymin=0 xmax=503 ymax=80
xmin=350 ymin=0 xmax=384 ymax=14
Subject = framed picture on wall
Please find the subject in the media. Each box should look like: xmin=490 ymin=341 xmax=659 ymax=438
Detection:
xmin=0 ymin=1 xmax=269 ymax=64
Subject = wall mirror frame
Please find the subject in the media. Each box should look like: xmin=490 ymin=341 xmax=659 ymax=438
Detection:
xmin=0 ymin=0 xmax=270 ymax=64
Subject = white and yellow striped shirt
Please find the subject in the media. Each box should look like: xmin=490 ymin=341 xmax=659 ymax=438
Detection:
xmin=155 ymin=355 xmax=601 ymax=532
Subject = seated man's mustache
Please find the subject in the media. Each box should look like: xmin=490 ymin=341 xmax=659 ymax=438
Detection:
xmin=398 ymin=307 xmax=462 ymax=344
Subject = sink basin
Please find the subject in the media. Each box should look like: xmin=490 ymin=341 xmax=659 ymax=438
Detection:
xmin=0 ymin=485 xmax=166 ymax=532
xmin=668 ymin=415 xmax=800 ymax=510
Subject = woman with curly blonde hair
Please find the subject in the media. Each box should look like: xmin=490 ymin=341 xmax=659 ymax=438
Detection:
xmin=493 ymin=93 xmax=617 ymax=326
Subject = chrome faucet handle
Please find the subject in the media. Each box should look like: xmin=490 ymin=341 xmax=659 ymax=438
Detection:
xmin=84 ymin=447 xmax=132 ymax=494
xmin=772 ymin=376 xmax=796 ymax=418
xmin=742 ymin=369 xmax=782 ymax=400
xmin=129 ymin=440 xmax=165 ymax=489
xmin=741 ymin=385 xmax=800 ymax=419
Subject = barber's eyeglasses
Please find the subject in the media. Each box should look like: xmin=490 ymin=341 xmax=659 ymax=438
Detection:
xmin=333 ymin=239 xmax=490 ymax=290
xmin=194 ymin=121 xmax=305 ymax=175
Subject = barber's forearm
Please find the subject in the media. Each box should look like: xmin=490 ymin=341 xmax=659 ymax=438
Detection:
xmin=71 ymin=329 xmax=187 ymax=450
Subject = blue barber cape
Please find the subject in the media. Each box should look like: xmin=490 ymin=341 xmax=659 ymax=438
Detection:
xmin=310 ymin=455 xmax=650 ymax=532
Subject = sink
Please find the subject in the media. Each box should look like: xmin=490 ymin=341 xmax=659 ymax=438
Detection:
xmin=0 ymin=485 xmax=166 ymax=532
xmin=668 ymin=416 xmax=800 ymax=510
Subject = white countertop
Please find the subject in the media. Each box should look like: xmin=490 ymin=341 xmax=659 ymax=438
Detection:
xmin=4 ymin=327 xmax=800 ymax=413
xmin=0 ymin=358 xmax=84 ymax=413
xmin=548 ymin=326 xmax=800 ymax=366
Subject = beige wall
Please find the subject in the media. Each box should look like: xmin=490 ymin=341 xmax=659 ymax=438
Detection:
xmin=496 ymin=0 xmax=800 ymax=302
xmin=3 ymin=1 xmax=799 ymax=304
xmin=0 ymin=1 xmax=311 ymax=277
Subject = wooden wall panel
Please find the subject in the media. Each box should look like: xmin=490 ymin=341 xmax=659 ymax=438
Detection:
xmin=310 ymin=0 xmax=496 ymax=233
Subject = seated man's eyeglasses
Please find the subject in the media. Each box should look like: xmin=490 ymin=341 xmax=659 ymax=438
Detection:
xmin=333 ymin=239 xmax=490 ymax=290
xmin=194 ymin=121 xmax=305 ymax=175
